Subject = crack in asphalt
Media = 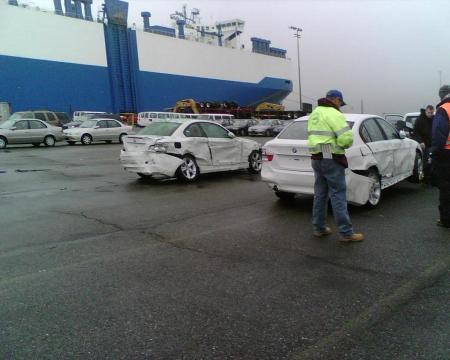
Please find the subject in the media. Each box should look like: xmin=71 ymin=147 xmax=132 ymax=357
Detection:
xmin=55 ymin=210 xmax=125 ymax=232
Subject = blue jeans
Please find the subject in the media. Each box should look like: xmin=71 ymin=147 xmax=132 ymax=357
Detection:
xmin=311 ymin=159 xmax=353 ymax=236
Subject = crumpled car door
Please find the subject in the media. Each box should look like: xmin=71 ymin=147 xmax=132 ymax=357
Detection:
xmin=200 ymin=123 xmax=242 ymax=166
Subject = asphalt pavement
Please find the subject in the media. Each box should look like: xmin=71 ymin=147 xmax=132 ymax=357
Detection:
xmin=0 ymin=140 xmax=448 ymax=359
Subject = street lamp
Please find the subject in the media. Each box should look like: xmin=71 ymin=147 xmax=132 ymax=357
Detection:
xmin=289 ymin=26 xmax=303 ymax=111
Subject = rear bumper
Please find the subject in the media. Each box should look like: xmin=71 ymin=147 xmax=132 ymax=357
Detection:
xmin=261 ymin=164 xmax=315 ymax=194
xmin=120 ymin=150 xmax=183 ymax=178
xmin=261 ymin=163 xmax=374 ymax=206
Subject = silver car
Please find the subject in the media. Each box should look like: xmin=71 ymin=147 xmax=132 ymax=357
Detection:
xmin=0 ymin=118 xmax=64 ymax=149
xmin=63 ymin=118 xmax=133 ymax=145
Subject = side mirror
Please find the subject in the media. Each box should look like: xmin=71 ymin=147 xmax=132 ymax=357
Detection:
xmin=399 ymin=130 xmax=406 ymax=139
xmin=10 ymin=126 xmax=17 ymax=130
xmin=94 ymin=125 xmax=100 ymax=129
xmin=228 ymin=132 xmax=235 ymax=139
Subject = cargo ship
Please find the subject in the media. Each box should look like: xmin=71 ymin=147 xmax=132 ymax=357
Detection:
xmin=0 ymin=0 xmax=293 ymax=114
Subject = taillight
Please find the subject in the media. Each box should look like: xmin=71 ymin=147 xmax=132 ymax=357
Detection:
xmin=262 ymin=148 xmax=274 ymax=161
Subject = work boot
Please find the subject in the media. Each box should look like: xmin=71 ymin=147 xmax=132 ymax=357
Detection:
xmin=313 ymin=226 xmax=332 ymax=238
xmin=340 ymin=233 xmax=364 ymax=242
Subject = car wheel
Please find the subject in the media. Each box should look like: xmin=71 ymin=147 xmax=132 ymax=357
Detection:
xmin=67 ymin=141 xmax=75 ymax=145
xmin=248 ymin=150 xmax=262 ymax=174
xmin=366 ymin=169 xmax=381 ymax=207
xmin=265 ymin=130 xmax=271 ymax=137
xmin=32 ymin=143 xmax=40 ymax=147
xmin=81 ymin=134 xmax=92 ymax=145
xmin=43 ymin=135 xmax=56 ymax=147
xmin=119 ymin=133 xmax=127 ymax=144
xmin=240 ymin=129 xmax=246 ymax=136
xmin=176 ymin=155 xmax=199 ymax=182
xmin=275 ymin=191 xmax=295 ymax=200
xmin=105 ymin=140 xmax=112 ymax=144
xmin=0 ymin=136 xmax=7 ymax=149
xmin=409 ymin=152 xmax=424 ymax=183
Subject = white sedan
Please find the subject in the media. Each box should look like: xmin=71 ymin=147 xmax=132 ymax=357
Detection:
xmin=63 ymin=118 xmax=133 ymax=145
xmin=261 ymin=114 xmax=423 ymax=206
xmin=120 ymin=119 xmax=262 ymax=181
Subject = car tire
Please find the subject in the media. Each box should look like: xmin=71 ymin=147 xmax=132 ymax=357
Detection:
xmin=409 ymin=152 xmax=424 ymax=183
xmin=275 ymin=191 xmax=295 ymax=201
xmin=32 ymin=143 xmax=40 ymax=147
xmin=248 ymin=150 xmax=262 ymax=174
xmin=119 ymin=133 xmax=127 ymax=144
xmin=240 ymin=129 xmax=246 ymax=136
xmin=67 ymin=141 xmax=75 ymax=145
xmin=176 ymin=155 xmax=199 ymax=182
xmin=81 ymin=134 xmax=92 ymax=145
xmin=265 ymin=130 xmax=271 ymax=137
xmin=43 ymin=135 xmax=56 ymax=147
xmin=366 ymin=168 xmax=382 ymax=208
xmin=0 ymin=136 xmax=7 ymax=149
xmin=137 ymin=172 xmax=151 ymax=179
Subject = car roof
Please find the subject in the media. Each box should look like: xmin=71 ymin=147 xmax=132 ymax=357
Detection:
xmin=295 ymin=113 xmax=381 ymax=125
xmin=404 ymin=112 xmax=420 ymax=116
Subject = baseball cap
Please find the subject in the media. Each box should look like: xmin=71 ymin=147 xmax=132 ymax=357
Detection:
xmin=438 ymin=84 xmax=450 ymax=100
xmin=326 ymin=89 xmax=347 ymax=106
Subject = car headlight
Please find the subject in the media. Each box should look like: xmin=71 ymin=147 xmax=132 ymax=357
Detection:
xmin=148 ymin=143 xmax=168 ymax=153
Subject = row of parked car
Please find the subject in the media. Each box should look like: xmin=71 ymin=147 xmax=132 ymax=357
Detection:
xmin=0 ymin=116 xmax=133 ymax=149
xmin=214 ymin=118 xmax=292 ymax=137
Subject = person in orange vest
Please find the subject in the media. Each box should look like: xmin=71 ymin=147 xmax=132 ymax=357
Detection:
xmin=431 ymin=85 xmax=450 ymax=228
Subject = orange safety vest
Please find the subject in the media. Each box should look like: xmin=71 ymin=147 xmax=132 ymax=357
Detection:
xmin=440 ymin=102 xmax=450 ymax=150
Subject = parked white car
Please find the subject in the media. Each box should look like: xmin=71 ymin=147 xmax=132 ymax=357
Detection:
xmin=120 ymin=119 xmax=262 ymax=181
xmin=261 ymin=114 xmax=423 ymax=207
xmin=64 ymin=118 xmax=133 ymax=145
xmin=0 ymin=118 xmax=64 ymax=149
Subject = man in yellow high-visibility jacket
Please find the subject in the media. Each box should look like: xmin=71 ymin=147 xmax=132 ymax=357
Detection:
xmin=307 ymin=90 xmax=364 ymax=242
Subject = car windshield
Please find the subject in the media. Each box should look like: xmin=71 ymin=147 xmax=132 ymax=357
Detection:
xmin=0 ymin=120 xmax=15 ymax=129
xmin=79 ymin=120 xmax=98 ymax=128
xmin=138 ymin=122 xmax=182 ymax=136
xmin=405 ymin=116 xmax=419 ymax=126
xmin=279 ymin=121 xmax=354 ymax=140
xmin=258 ymin=120 xmax=273 ymax=126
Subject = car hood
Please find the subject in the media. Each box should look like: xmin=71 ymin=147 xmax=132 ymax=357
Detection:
xmin=249 ymin=125 xmax=271 ymax=130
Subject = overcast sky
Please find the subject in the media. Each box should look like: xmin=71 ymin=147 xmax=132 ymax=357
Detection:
xmin=31 ymin=0 xmax=450 ymax=114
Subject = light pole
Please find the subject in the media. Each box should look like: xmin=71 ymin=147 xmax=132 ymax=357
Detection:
xmin=289 ymin=26 xmax=303 ymax=111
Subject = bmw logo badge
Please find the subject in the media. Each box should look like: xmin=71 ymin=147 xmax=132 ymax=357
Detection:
xmin=292 ymin=148 xmax=297 ymax=153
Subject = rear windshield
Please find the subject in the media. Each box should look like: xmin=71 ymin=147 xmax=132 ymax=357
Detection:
xmin=279 ymin=121 xmax=354 ymax=140
xmin=138 ymin=122 xmax=181 ymax=136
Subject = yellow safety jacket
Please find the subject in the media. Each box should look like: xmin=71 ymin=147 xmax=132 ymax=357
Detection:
xmin=307 ymin=105 xmax=353 ymax=155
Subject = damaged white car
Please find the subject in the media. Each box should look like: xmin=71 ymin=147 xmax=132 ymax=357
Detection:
xmin=120 ymin=120 xmax=262 ymax=181
xmin=261 ymin=114 xmax=423 ymax=206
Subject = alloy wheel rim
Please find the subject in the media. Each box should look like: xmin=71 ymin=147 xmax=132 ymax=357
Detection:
xmin=417 ymin=157 xmax=424 ymax=181
xmin=0 ymin=138 xmax=5 ymax=149
xmin=46 ymin=137 xmax=55 ymax=146
xmin=181 ymin=158 xmax=197 ymax=179
xmin=251 ymin=152 xmax=262 ymax=171
xmin=82 ymin=135 xmax=91 ymax=144
xmin=368 ymin=174 xmax=381 ymax=205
